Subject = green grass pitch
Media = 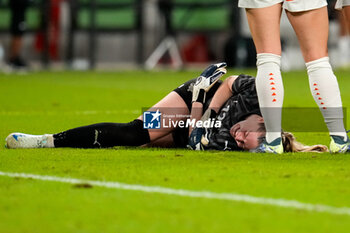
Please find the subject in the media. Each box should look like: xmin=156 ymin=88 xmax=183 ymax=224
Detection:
xmin=1 ymin=69 xmax=350 ymax=233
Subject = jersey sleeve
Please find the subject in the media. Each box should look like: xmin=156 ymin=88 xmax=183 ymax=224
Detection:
xmin=205 ymin=74 xmax=260 ymax=151
xmin=231 ymin=74 xmax=256 ymax=94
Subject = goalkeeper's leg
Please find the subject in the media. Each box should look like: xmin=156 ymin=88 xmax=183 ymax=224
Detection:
xmin=66 ymin=91 xmax=190 ymax=147
xmin=6 ymin=120 xmax=151 ymax=148
xmin=137 ymin=91 xmax=190 ymax=142
xmin=53 ymin=120 xmax=150 ymax=148
xmin=6 ymin=91 xmax=190 ymax=149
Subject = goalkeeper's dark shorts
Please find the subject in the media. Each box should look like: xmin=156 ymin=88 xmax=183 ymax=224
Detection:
xmin=173 ymin=78 xmax=222 ymax=111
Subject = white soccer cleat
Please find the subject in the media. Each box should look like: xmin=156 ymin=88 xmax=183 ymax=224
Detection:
xmin=329 ymin=135 xmax=350 ymax=153
xmin=251 ymin=137 xmax=284 ymax=154
xmin=5 ymin=133 xmax=52 ymax=149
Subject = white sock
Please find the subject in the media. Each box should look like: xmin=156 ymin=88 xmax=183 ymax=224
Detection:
xmin=44 ymin=134 xmax=55 ymax=148
xmin=338 ymin=36 xmax=350 ymax=67
xmin=256 ymin=53 xmax=284 ymax=143
xmin=306 ymin=57 xmax=348 ymax=141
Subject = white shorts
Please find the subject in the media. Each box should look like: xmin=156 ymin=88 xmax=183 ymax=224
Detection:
xmin=335 ymin=0 xmax=350 ymax=10
xmin=238 ymin=0 xmax=328 ymax=12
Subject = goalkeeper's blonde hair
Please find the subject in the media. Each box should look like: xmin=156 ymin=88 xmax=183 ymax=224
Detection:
xmin=281 ymin=132 xmax=328 ymax=153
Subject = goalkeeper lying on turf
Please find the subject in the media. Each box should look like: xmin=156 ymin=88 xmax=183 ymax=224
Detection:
xmin=5 ymin=63 xmax=333 ymax=152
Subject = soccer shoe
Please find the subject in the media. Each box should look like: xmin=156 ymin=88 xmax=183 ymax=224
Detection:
xmin=5 ymin=133 xmax=51 ymax=149
xmin=251 ymin=137 xmax=284 ymax=154
xmin=329 ymin=135 xmax=350 ymax=153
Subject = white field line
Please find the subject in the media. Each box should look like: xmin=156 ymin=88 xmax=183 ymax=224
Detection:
xmin=1 ymin=171 xmax=350 ymax=216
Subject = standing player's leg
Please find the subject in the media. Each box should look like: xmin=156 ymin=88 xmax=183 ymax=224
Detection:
xmin=345 ymin=6 xmax=350 ymax=24
xmin=244 ymin=3 xmax=284 ymax=153
xmin=336 ymin=0 xmax=350 ymax=32
xmin=342 ymin=3 xmax=350 ymax=32
xmin=337 ymin=9 xmax=350 ymax=67
xmin=286 ymin=6 xmax=349 ymax=153
xmin=336 ymin=1 xmax=350 ymax=68
xmin=8 ymin=0 xmax=30 ymax=69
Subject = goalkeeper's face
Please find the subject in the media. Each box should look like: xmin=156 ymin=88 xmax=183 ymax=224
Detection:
xmin=230 ymin=114 xmax=265 ymax=150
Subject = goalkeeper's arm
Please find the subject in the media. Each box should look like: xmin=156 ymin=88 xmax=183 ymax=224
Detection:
xmin=189 ymin=62 xmax=227 ymax=135
xmin=207 ymin=75 xmax=238 ymax=114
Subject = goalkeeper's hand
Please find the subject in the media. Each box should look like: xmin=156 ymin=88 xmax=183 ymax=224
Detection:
xmin=187 ymin=127 xmax=211 ymax=151
xmin=192 ymin=62 xmax=227 ymax=103
xmin=187 ymin=127 xmax=206 ymax=150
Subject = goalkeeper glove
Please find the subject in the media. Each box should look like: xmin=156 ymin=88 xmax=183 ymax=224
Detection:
xmin=192 ymin=62 xmax=227 ymax=103
xmin=187 ymin=109 xmax=217 ymax=151
xmin=187 ymin=127 xmax=206 ymax=150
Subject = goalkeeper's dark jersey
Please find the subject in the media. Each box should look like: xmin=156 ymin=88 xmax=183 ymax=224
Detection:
xmin=206 ymin=74 xmax=261 ymax=151
xmin=173 ymin=74 xmax=260 ymax=150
